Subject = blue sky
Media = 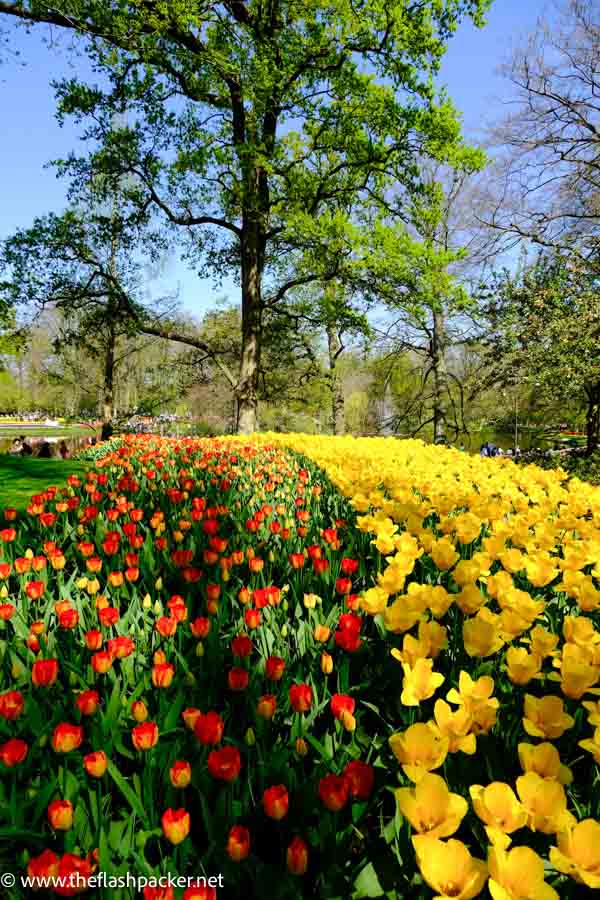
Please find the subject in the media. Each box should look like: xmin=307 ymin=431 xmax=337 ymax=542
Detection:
xmin=0 ymin=1 xmax=547 ymax=319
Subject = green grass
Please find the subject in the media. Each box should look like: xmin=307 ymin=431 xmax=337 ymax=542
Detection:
xmin=0 ymin=455 xmax=90 ymax=513
xmin=0 ymin=425 xmax=94 ymax=440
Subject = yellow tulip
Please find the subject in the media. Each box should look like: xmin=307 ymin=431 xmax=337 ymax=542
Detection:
xmin=470 ymin=782 xmax=527 ymax=844
xmin=418 ymin=620 xmax=447 ymax=658
xmin=452 ymin=559 xmax=483 ymax=587
xmin=412 ymin=836 xmax=488 ymax=900
xmin=360 ymin=586 xmax=388 ymax=616
xmin=392 ymin=634 xmax=430 ymax=668
xmin=522 ymin=694 xmax=574 ymax=739
xmin=383 ymin=595 xmax=424 ymax=634
xmin=579 ymin=726 xmax=600 ymax=763
xmin=553 ymin=643 xmax=600 ymax=700
xmin=400 ymin=659 xmax=445 ymax=707
xmin=446 ymin=671 xmax=499 ymax=734
xmin=463 ymin=610 xmax=504 ymax=658
xmin=563 ymin=614 xmax=600 ymax=648
xmin=518 ymin=742 xmax=573 ymax=785
xmin=549 ymin=819 xmax=600 ymax=889
xmin=505 ymin=647 xmax=543 ymax=686
xmin=488 ymin=844 xmax=559 ymax=900
xmin=455 ymin=584 xmax=487 ymax=615
xmin=433 ymin=700 xmax=476 ymax=754
xmin=395 ymin=773 xmax=467 ymax=838
xmin=582 ymin=699 xmax=600 ymax=726
xmin=516 ymin=772 xmax=574 ymax=834
xmin=425 ymin=585 xmax=454 ymax=618
xmin=430 ymin=538 xmax=460 ymax=571
xmin=389 ymin=722 xmax=449 ymax=783
xmin=524 ymin=625 xmax=559 ymax=660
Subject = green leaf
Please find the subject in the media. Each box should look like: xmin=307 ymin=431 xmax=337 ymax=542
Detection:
xmin=106 ymin=760 xmax=148 ymax=826
xmin=354 ymin=862 xmax=385 ymax=898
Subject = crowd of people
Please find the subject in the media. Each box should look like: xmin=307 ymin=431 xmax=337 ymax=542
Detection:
xmin=9 ymin=436 xmax=72 ymax=459
xmin=479 ymin=441 xmax=522 ymax=458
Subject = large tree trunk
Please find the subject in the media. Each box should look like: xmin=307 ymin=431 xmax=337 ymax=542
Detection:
xmin=327 ymin=323 xmax=345 ymax=435
xmin=101 ymin=322 xmax=116 ymax=441
xmin=431 ymin=308 xmax=448 ymax=444
xmin=585 ymin=382 xmax=600 ymax=455
xmin=235 ymin=191 xmax=265 ymax=434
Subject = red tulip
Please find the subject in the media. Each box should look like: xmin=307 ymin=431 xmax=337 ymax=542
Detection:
xmin=287 ymin=836 xmax=309 ymax=875
xmin=0 ymin=737 xmax=28 ymax=767
xmin=318 ymin=774 xmax=349 ymax=811
xmin=0 ymin=690 xmax=24 ymax=720
xmin=52 ymin=724 xmax=83 ymax=754
xmin=84 ymin=750 xmax=108 ymax=777
xmin=344 ymin=759 xmax=375 ymax=800
xmin=32 ymin=659 xmax=59 ymax=687
xmin=48 ymin=799 xmax=73 ymax=831
xmin=132 ymin=722 xmax=159 ymax=751
xmin=265 ymin=656 xmax=285 ymax=681
xmin=76 ymin=690 xmax=100 ymax=716
xmin=226 ymin=824 xmax=250 ymax=861
xmin=161 ymin=808 xmax=191 ymax=845
xmin=263 ymin=784 xmax=289 ymax=820
xmin=207 ymin=745 xmax=241 ymax=782
xmin=289 ymin=683 xmax=312 ymax=714
xmin=195 ymin=711 xmax=224 ymax=745
xmin=170 ymin=760 xmax=192 ymax=788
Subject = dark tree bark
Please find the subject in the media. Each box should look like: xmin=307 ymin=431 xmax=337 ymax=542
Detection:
xmin=327 ymin=323 xmax=345 ymax=435
xmin=431 ymin=308 xmax=449 ymax=444
xmin=585 ymin=382 xmax=600 ymax=455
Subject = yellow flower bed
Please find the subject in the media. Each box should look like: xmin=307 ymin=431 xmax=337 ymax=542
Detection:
xmin=255 ymin=433 xmax=600 ymax=896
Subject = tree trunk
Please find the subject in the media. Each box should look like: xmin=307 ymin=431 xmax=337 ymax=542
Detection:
xmin=101 ymin=323 xmax=116 ymax=441
xmin=327 ymin=323 xmax=345 ymax=435
xmin=585 ymin=382 xmax=600 ymax=455
xmin=431 ymin=308 xmax=448 ymax=444
xmin=236 ymin=211 xmax=264 ymax=435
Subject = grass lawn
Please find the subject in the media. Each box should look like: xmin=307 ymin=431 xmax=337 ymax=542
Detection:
xmin=0 ymin=425 xmax=94 ymax=439
xmin=0 ymin=455 xmax=90 ymax=513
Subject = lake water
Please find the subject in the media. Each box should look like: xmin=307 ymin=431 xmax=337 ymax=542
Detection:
xmin=0 ymin=432 xmax=98 ymax=457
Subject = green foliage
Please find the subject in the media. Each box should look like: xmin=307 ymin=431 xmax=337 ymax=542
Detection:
xmin=482 ymin=252 xmax=600 ymax=450
xmin=0 ymin=455 xmax=89 ymax=512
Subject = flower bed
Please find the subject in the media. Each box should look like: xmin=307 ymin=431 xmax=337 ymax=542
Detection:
xmin=0 ymin=434 xmax=599 ymax=899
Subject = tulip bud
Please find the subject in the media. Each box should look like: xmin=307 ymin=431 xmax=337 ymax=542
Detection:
xmin=131 ymin=700 xmax=148 ymax=723
xmin=245 ymin=727 xmax=256 ymax=746
xmin=25 ymin=548 xmax=34 ymax=559
xmin=47 ymin=799 xmax=73 ymax=831
xmin=39 ymin=734 xmax=48 ymax=748
xmin=295 ymin=738 xmax=308 ymax=757
xmin=76 ymin=577 xmax=88 ymax=590
xmin=155 ymin=577 xmax=163 ymax=590
xmin=153 ymin=601 xmax=162 ymax=616
xmin=143 ymin=594 xmax=152 ymax=609
xmin=222 ymin=568 xmax=230 ymax=582
xmin=196 ymin=642 xmax=204 ymax=657
xmin=68 ymin=672 xmax=78 ymax=687
xmin=11 ymin=662 xmax=24 ymax=679
xmin=281 ymin=624 xmax=288 ymax=638
xmin=268 ymin=550 xmax=275 ymax=563
xmin=321 ymin=652 xmax=333 ymax=675
xmin=282 ymin=599 xmax=289 ymax=612
xmin=0 ymin=586 xmax=7 ymax=599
